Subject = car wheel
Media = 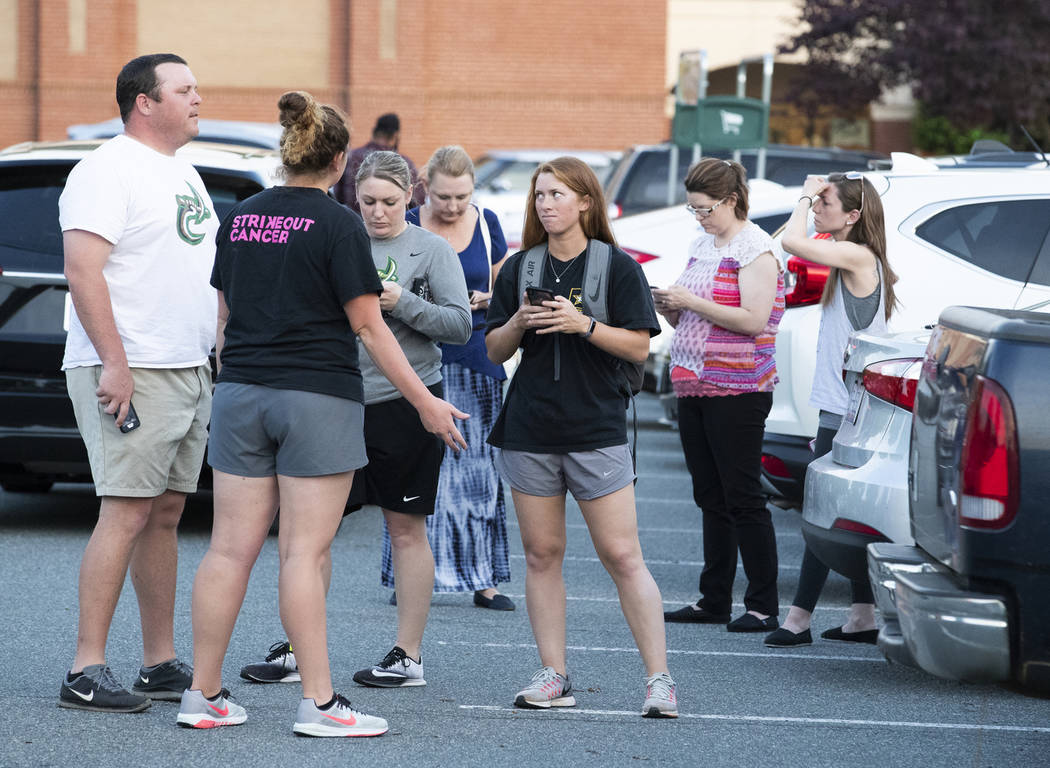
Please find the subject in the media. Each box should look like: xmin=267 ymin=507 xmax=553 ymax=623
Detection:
xmin=0 ymin=478 xmax=54 ymax=494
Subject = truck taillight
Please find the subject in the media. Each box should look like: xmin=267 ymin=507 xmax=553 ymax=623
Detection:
xmin=621 ymin=247 xmax=658 ymax=265
xmin=862 ymin=359 xmax=921 ymax=411
xmin=784 ymin=256 xmax=830 ymax=307
xmin=959 ymin=375 xmax=1019 ymax=530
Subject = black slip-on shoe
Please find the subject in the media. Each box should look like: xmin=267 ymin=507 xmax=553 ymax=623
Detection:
xmin=663 ymin=604 xmax=731 ymax=623
xmin=726 ymin=613 xmax=779 ymax=632
xmin=821 ymin=626 xmax=878 ymax=644
xmin=763 ymin=627 xmax=813 ymax=647
xmin=474 ymin=591 xmax=516 ymax=611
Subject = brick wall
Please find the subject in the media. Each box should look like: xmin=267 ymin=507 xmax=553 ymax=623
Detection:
xmin=0 ymin=0 xmax=669 ymax=160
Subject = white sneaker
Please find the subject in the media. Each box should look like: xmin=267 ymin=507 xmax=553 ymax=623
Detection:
xmin=352 ymin=646 xmax=425 ymax=688
xmin=292 ymin=694 xmax=388 ymax=737
xmin=641 ymin=672 xmax=678 ymax=718
xmin=513 ymin=666 xmax=576 ymax=709
xmin=176 ymin=688 xmax=247 ymax=728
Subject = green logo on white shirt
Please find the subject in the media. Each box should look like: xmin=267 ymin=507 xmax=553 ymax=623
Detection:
xmin=175 ymin=182 xmax=212 ymax=245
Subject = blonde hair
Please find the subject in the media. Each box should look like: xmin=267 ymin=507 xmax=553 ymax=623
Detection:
xmin=277 ymin=91 xmax=348 ymax=175
xmin=423 ymin=145 xmax=474 ymax=184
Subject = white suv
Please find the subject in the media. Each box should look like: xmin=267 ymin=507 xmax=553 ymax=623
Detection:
xmin=762 ymin=157 xmax=1050 ymax=503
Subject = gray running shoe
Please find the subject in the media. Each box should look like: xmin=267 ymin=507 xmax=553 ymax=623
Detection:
xmin=176 ymin=688 xmax=247 ymax=729
xmin=292 ymin=694 xmax=388 ymax=737
xmin=59 ymin=664 xmax=150 ymax=713
xmin=352 ymin=646 xmax=425 ymax=688
xmin=641 ymin=672 xmax=678 ymax=718
xmin=513 ymin=666 xmax=576 ymax=709
xmin=240 ymin=640 xmax=300 ymax=684
xmin=132 ymin=657 xmax=192 ymax=701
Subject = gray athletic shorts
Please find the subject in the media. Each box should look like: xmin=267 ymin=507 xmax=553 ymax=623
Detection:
xmin=208 ymin=382 xmax=367 ymax=477
xmin=494 ymin=444 xmax=635 ymax=501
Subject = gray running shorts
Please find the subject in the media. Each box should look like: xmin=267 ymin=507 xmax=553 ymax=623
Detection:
xmin=208 ymin=382 xmax=366 ymax=478
xmin=494 ymin=444 xmax=634 ymax=501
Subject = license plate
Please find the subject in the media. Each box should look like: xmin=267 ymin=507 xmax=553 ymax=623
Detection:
xmin=845 ymin=380 xmax=864 ymax=424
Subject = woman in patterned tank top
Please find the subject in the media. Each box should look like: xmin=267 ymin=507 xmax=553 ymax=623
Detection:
xmin=654 ymin=158 xmax=785 ymax=633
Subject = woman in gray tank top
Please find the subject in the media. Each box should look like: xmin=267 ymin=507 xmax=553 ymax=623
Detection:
xmin=764 ymin=172 xmax=899 ymax=648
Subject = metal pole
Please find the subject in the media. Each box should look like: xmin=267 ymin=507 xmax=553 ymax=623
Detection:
xmin=756 ymin=53 xmax=774 ymax=181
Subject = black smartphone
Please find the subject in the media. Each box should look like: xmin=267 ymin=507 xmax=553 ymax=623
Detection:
xmin=525 ymin=286 xmax=556 ymax=305
xmin=116 ymin=401 xmax=141 ymax=433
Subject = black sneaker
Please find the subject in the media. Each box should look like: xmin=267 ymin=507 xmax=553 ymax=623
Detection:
xmin=131 ymin=658 xmax=192 ymax=701
xmin=59 ymin=664 xmax=151 ymax=713
xmin=239 ymin=641 xmax=300 ymax=684
xmin=352 ymin=646 xmax=425 ymax=688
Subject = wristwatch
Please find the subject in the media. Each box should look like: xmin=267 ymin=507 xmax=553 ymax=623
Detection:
xmin=582 ymin=317 xmax=597 ymax=338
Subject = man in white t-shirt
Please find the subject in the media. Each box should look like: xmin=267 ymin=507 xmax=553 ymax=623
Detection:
xmin=57 ymin=54 xmax=218 ymax=714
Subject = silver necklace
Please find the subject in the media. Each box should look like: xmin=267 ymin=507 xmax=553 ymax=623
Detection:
xmin=548 ymin=255 xmax=577 ymax=283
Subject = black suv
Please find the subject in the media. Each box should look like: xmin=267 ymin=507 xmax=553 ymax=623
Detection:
xmin=604 ymin=143 xmax=887 ymax=220
xmin=0 ymin=140 xmax=278 ymax=493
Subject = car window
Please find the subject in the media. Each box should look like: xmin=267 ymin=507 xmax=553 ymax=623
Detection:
xmin=616 ymin=150 xmax=692 ymax=212
xmin=915 ymin=199 xmax=1050 ymax=282
xmin=0 ymin=164 xmax=69 ymax=274
xmin=486 ymin=161 xmax=541 ymax=194
xmin=1025 ymin=227 xmax=1050 ymax=288
xmin=195 ymin=170 xmax=266 ymax=222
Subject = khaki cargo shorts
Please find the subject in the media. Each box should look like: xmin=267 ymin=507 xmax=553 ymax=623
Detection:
xmin=65 ymin=364 xmax=212 ymax=497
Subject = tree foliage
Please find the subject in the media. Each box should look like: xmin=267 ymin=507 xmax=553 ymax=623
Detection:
xmin=780 ymin=0 xmax=1050 ymax=146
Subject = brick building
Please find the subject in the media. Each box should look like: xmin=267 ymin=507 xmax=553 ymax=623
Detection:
xmin=0 ymin=0 xmax=670 ymax=161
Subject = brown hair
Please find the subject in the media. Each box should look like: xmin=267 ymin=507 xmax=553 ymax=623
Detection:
xmin=683 ymin=158 xmax=749 ymax=220
xmin=423 ymin=145 xmax=474 ymax=184
xmin=277 ymin=91 xmax=349 ymax=176
xmin=520 ymin=156 xmax=616 ymax=250
xmin=821 ymin=173 xmax=899 ymax=320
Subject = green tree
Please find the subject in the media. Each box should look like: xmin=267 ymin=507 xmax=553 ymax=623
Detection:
xmin=780 ymin=0 xmax=1050 ymax=148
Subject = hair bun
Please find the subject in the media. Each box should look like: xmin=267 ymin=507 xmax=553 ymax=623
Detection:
xmin=277 ymin=91 xmax=315 ymax=129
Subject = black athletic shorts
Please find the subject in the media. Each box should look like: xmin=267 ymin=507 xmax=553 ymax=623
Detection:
xmin=345 ymin=382 xmax=445 ymax=516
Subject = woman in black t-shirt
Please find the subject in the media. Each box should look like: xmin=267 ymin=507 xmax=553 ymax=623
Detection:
xmin=182 ymin=92 xmax=466 ymax=738
xmin=485 ymin=157 xmax=678 ymax=718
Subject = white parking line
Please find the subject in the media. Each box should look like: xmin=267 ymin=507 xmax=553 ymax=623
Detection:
xmin=436 ymin=640 xmax=883 ymax=663
xmin=507 ymin=521 xmax=801 ymax=538
xmin=508 ymin=554 xmax=802 ymax=570
xmin=457 ymin=705 xmax=1050 ymax=734
xmin=496 ymin=593 xmax=851 ymax=612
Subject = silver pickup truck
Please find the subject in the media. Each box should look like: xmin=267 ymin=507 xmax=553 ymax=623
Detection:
xmin=867 ymin=305 xmax=1050 ymax=692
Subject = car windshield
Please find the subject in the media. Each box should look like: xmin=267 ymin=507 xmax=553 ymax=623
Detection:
xmin=475 ymin=156 xmax=614 ymax=193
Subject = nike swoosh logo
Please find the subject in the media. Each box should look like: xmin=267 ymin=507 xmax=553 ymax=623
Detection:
xmin=408 ymin=251 xmax=423 ymax=258
xmin=603 ymin=470 xmax=614 ymax=477
xmin=71 ymin=687 xmax=94 ymax=702
xmin=323 ymin=712 xmax=358 ymax=726
xmin=371 ymin=669 xmax=407 ymax=677
xmin=208 ymin=702 xmax=230 ymax=716
xmin=402 ymin=495 xmax=421 ymax=502
xmin=139 ymin=675 xmax=150 ymax=684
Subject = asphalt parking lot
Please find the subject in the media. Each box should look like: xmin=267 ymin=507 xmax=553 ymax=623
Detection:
xmin=2 ymin=393 xmax=1048 ymax=768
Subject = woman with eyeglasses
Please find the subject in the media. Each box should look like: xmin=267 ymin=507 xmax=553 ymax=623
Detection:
xmin=654 ymin=158 xmax=785 ymax=633
xmin=762 ymin=171 xmax=899 ymax=648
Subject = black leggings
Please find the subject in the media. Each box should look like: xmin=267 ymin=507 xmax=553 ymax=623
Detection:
xmin=791 ymin=426 xmax=874 ymax=613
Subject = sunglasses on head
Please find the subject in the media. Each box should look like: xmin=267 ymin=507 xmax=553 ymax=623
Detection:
xmin=835 ymin=171 xmax=865 ymax=215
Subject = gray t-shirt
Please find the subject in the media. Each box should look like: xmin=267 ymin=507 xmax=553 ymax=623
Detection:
xmin=359 ymin=223 xmax=471 ymax=404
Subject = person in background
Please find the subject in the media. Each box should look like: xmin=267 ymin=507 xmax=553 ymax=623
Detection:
xmin=764 ymin=171 xmax=897 ymax=648
xmin=485 ymin=157 xmax=677 ymax=718
xmin=333 ymin=113 xmax=425 ymax=213
xmin=656 ymin=158 xmax=784 ymax=634
xmin=59 ymin=52 xmax=213 ymax=714
xmin=383 ymin=144 xmax=514 ymax=610
xmin=180 ymin=94 xmax=466 ymax=736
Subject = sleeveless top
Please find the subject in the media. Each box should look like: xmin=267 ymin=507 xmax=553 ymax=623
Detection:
xmin=809 ymin=260 xmax=888 ymax=415
xmin=669 ymin=222 xmax=784 ymax=397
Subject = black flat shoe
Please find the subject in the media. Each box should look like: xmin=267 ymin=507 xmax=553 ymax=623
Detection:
xmin=663 ymin=604 xmax=731 ymax=624
xmin=726 ymin=613 xmax=779 ymax=632
xmin=763 ymin=627 xmax=813 ymax=647
xmin=474 ymin=592 xmax=515 ymax=611
xmin=821 ymin=626 xmax=878 ymax=644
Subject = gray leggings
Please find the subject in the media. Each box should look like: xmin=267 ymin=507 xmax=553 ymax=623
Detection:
xmin=790 ymin=424 xmax=875 ymax=612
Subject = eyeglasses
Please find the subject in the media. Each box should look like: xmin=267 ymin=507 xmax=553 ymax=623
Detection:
xmin=685 ymin=197 xmax=728 ymax=218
